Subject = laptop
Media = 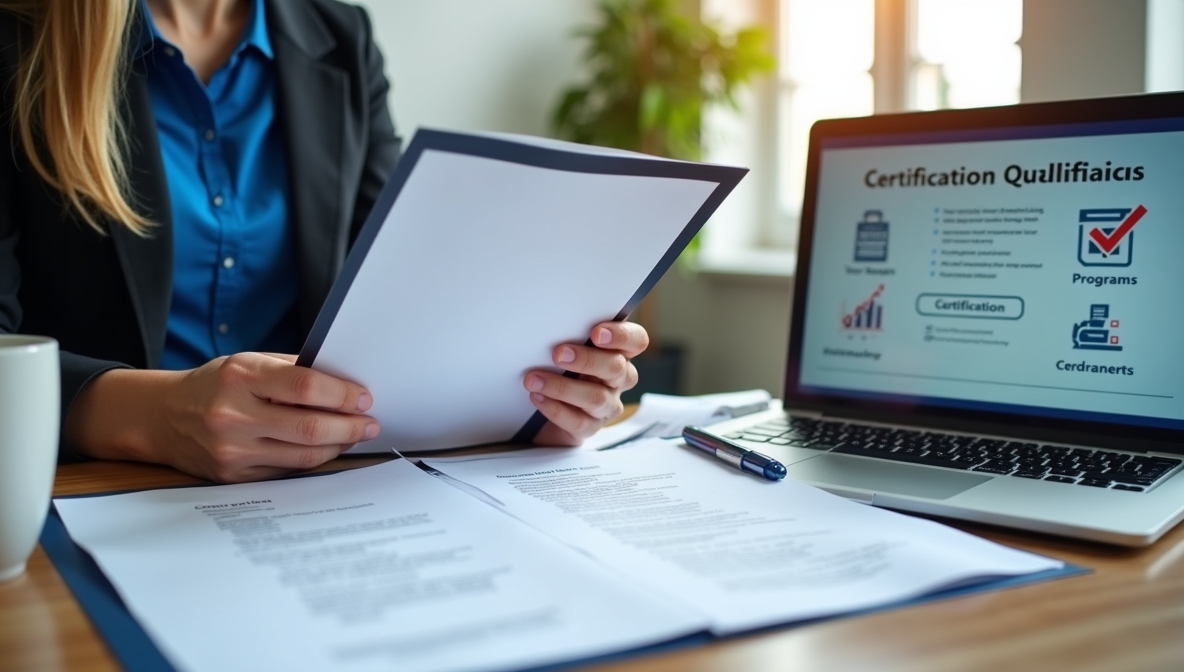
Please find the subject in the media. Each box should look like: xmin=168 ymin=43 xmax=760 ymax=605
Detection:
xmin=709 ymin=91 xmax=1184 ymax=546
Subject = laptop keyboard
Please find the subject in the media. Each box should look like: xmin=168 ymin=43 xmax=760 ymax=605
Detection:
xmin=727 ymin=416 xmax=1183 ymax=492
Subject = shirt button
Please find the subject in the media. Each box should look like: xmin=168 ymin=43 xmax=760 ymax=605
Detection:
xmin=204 ymin=129 xmax=216 ymax=142
xmin=164 ymin=46 xmax=176 ymax=57
xmin=218 ymin=323 xmax=230 ymax=336
xmin=212 ymin=195 xmax=224 ymax=207
xmin=222 ymin=257 xmax=235 ymax=269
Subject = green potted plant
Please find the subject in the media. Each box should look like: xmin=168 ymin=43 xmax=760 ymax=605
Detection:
xmin=551 ymin=0 xmax=773 ymax=400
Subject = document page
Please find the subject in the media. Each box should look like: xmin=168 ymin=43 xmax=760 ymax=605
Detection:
xmin=303 ymin=130 xmax=745 ymax=453
xmin=425 ymin=446 xmax=1062 ymax=634
xmin=54 ymin=460 xmax=706 ymax=672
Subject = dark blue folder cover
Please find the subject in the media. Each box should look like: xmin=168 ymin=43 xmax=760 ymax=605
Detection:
xmin=43 ymin=473 xmax=1088 ymax=672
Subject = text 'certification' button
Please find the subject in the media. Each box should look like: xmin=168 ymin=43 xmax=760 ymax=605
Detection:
xmin=916 ymin=294 xmax=1025 ymax=320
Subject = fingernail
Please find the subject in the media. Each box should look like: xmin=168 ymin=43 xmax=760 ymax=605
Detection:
xmin=358 ymin=393 xmax=373 ymax=412
xmin=364 ymin=423 xmax=379 ymax=440
xmin=526 ymin=374 xmax=544 ymax=392
xmin=594 ymin=327 xmax=612 ymax=346
xmin=559 ymin=346 xmax=576 ymax=363
xmin=530 ymin=393 xmax=546 ymax=404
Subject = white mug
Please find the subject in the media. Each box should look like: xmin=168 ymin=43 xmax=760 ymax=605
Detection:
xmin=0 ymin=335 xmax=59 ymax=582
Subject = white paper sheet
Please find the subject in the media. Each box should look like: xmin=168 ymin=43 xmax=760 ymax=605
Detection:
xmin=425 ymin=446 xmax=1063 ymax=635
xmin=54 ymin=461 xmax=706 ymax=672
xmin=308 ymin=132 xmax=740 ymax=453
xmin=403 ymin=390 xmax=776 ymax=468
xmin=585 ymin=389 xmax=775 ymax=450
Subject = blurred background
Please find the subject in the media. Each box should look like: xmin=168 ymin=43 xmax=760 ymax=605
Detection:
xmin=354 ymin=0 xmax=1184 ymax=400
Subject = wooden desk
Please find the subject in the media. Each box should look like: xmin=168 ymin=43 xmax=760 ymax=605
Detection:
xmin=4 ymin=457 xmax=1184 ymax=672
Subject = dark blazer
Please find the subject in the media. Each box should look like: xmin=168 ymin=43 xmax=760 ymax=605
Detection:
xmin=0 ymin=0 xmax=401 ymax=459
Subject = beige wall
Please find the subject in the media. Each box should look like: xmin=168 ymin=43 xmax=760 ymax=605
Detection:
xmin=1021 ymin=0 xmax=1147 ymax=103
xmin=650 ymin=269 xmax=793 ymax=396
xmin=357 ymin=0 xmax=595 ymax=137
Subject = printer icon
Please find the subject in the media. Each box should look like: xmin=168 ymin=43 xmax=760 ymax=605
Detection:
xmin=1072 ymin=304 xmax=1123 ymax=352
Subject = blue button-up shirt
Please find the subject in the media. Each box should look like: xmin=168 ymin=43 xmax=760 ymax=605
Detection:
xmin=138 ymin=0 xmax=300 ymax=370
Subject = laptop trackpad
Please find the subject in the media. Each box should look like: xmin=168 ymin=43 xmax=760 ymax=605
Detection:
xmin=784 ymin=454 xmax=991 ymax=500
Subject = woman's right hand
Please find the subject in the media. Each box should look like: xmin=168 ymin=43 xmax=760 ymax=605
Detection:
xmin=66 ymin=353 xmax=379 ymax=483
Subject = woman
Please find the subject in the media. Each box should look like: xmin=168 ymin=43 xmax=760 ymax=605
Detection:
xmin=0 ymin=0 xmax=648 ymax=483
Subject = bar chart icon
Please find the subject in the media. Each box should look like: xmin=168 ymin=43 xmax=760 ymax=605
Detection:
xmin=842 ymin=285 xmax=885 ymax=331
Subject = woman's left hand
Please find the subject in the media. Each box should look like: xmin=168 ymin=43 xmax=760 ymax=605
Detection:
xmin=525 ymin=321 xmax=649 ymax=445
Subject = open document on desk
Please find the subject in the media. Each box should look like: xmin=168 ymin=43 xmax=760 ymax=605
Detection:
xmin=53 ymin=445 xmax=1064 ymax=672
xmin=53 ymin=460 xmax=704 ymax=672
xmin=423 ymin=446 xmax=1062 ymax=634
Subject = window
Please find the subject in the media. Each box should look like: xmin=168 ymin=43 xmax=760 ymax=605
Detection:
xmin=775 ymin=0 xmax=877 ymax=246
xmin=701 ymin=0 xmax=1023 ymax=269
xmin=912 ymin=0 xmax=1023 ymax=111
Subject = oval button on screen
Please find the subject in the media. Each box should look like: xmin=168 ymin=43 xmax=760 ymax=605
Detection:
xmin=915 ymin=294 xmax=1025 ymax=320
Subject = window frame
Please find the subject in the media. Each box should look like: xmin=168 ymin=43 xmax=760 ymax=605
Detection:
xmin=699 ymin=0 xmax=1021 ymax=274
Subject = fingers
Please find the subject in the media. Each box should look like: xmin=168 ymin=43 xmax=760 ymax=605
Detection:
xmin=253 ymin=403 xmax=381 ymax=447
xmin=590 ymin=321 xmax=650 ymax=358
xmin=247 ymin=442 xmax=349 ymax=471
xmin=524 ymin=371 xmax=624 ymax=421
xmin=547 ymin=321 xmax=646 ymax=388
xmin=524 ymin=369 xmax=630 ymax=446
xmin=155 ymin=352 xmax=383 ymax=484
xmin=200 ymin=442 xmax=348 ymax=484
xmin=525 ymin=321 xmax=647 ymax=447
xmin=528 ymin=392 xmax=607 ymax=443
xmin=188 ymin=394 xmax=377 ymax=482
xmin=550 ymin=344 xmax=639 ymax=390
xmin=221 ymin=353 xmax=373 ymax=414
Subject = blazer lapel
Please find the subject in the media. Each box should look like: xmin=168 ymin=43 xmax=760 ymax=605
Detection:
xmin=109 ymin=61 xmax=174 ymax=368
xmin=266 ymin=0 xmax=347 ymax=336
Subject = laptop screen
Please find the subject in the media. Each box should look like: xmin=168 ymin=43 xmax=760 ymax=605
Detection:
xmin=792 ymin=99 xmax=1184 ymax=438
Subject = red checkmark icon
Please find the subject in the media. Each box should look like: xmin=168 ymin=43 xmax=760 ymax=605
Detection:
xmin=1088 ymin=205 xmax=1146 ymax=256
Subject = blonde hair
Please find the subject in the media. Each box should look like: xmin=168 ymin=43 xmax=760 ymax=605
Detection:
xmin=3 ymin=0 xmax=150 ymax=234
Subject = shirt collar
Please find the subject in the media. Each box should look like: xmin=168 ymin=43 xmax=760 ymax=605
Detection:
xmin=135 ymin=0 xmax=273 ymax=61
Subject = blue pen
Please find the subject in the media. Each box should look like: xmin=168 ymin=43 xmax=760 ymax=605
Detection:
xmin=682 ymin=426 xmax=787 ymax=481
